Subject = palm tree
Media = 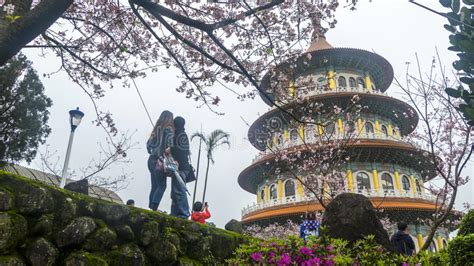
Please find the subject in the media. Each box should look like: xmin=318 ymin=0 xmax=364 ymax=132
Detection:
xmin=191 ymin=129 xmax=230 ymax=204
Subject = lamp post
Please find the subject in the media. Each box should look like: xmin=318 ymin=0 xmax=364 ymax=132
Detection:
xmin=59 ymin=107 xmax=84 ymax=188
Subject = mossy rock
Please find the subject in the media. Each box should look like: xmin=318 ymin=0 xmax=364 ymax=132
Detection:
xmin=186 ymin=236 xmax=212 ymax=261
xmin=78 ymin=200 xmax=96 ymax=216
xmin=16 ymin=186 xmax=54 ymax=215
xmin=139 ymin=221 xmax=161 ymax=247
xmin=177 ymin=256 xmax=201 ymax=266
xmin=95 ymin=204 xmax=129 ymax=224
xmin=30 ymin=214 xmax=54 ymax=237
xmin=55 ymin=217 xmax=97 ymax=248
xmin=114 ymin=225 xmax=135 ymax=243
xmin=0 ymin=212 xmax=27 ymax=254
xmin=0 ymin=255 xmax=26 ymax=266
xmin=107 ymin=244 xmax=146 ymax=266
xmin=64 ymin=251 xmax=108 ymax=266
xmin=83 ymin=227 xmax=117 ymax=251
xmin=25 ymin=238 xmax=58 ymax=266
xmin=0 ymin=190 xmax=13 ymax=211
xmin=145 ymin=239 xmax=178 ymax=265
xmin=53 ymin=196 xmax=77 ymax=226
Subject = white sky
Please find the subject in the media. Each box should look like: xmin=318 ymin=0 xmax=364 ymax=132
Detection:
xmin=22 ymin=0 xmax=473 ymax=227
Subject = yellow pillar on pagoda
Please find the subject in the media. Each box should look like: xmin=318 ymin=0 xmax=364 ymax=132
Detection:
xmin=265 ymin=186 xmax=269 ymax=202
xmin=410 ymin=175 xmax=417 ymax=194
xmin=436 ymin=236 xmax=444 ymax=250
xmin=388 ymin=124 xmax=393 ymax=136
xmin=417 ymin=234 xmax=424 ymax=249
xmin=357 ymin=118 xmax=363 ymax=134
xmin=273 ymin=135 xmax=277 ymax=145
xmin=297 ymin=178 xmax=304 ymax=197
xmin=317 ymin=124 xmax=323 ymax=135
xmin=328 ymin=66 xmax=336 ymax=90
xmin=375 ymin=120 xmax=381 ymax=135
xmin=372 ymin=169 xmax=379 ymax=192
xmin=394 ymin=170 xmax=402 ymax=192
xmin=289 ymin=80 xmax=295 ymax=97
xmin=278 ymin=179 xmax=283 ymax=200
xmin=283 ymin=129 xmax=289 ymax=140
xmin=395 ymin=127 xmax=401 ymax=138
xmin=365 ymin=73 xmax=372 ymax=92
xmin=347 ymin=169 xmax=353 ymax=191
xmin=257 ymin=190 xmax=261 ymax=204
xmin=338 ymin=118 xmax=343 ymax=133
xmin=299 ymin=125 xmax=305 ymax=139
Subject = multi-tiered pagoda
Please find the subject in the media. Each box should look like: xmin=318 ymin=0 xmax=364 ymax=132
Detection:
xmin=238 ymin=37 xmax=450 ymax=252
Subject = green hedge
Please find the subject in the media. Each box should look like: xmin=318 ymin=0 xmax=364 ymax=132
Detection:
xmin=448 ymin=234 xmax=474 ymax=265
xmin=458 ymin=209 xmax=474 ymax=236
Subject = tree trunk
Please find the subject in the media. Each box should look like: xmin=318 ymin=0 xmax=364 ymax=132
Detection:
xmin=192 ymin=137 xmax=202 ymax=206
xmin=201 ymin=156 xmax=211 ymax=203
xmin=0 ymin=0 xmax=73 ymax=65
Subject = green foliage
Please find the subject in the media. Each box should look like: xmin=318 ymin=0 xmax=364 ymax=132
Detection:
xmin=448 ymin=234 xmax=474 ymax=265
xmin=458 ymin=209 xmax=474 ymax=236
xmin=440 ymin=0 xmax=474 ymax=125
xmin=0 ymin=54 xmax=52 ymax=163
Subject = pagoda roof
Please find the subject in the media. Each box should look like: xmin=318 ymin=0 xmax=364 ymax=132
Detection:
xmin=258 ymin=39 xmax=394 ymax=106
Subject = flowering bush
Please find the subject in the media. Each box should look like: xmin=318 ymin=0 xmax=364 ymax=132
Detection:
xmin=228 ymin=235 xmax=451 ymax=265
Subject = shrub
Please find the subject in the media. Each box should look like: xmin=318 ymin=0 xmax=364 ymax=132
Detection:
xmin=458 ymin=209 xmax=474 ymax=236
xmin=448 ymin=234 xmax=474 ymax=265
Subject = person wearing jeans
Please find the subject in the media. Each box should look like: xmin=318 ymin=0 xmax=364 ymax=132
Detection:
xmin=170 ymin=116 xmax=191 ymax=219
xmin=147 ymin=110 xmax=174 ymax=211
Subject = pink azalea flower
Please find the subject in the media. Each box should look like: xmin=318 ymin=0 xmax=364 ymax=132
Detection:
xmin=300 ymin=246 xmax=314 ymax=256
xmin=250 ymin=252 xmax=262 ymax=262
xmin=278 ymin=253 xmax=291 ymax=266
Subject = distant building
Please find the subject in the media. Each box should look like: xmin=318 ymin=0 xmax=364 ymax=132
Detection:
xmin=0 ymin=163 xmax=122 ymax=204
xmin=238 ymin=36 xmax=454 ymax=252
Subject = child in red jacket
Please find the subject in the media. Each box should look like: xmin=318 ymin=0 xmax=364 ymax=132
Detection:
xmin=191 ymin=201 xmax=211 ymax=224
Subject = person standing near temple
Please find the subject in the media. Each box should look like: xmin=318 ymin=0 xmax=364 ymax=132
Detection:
xmin=390 ymin=222 xmax=416 ymax=256
xmin=170 ymin=116 xmax=191 ymax=219
xmin=146 ymin=110 xmax=175 ymax=211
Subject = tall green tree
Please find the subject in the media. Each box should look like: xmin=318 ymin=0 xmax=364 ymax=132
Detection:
xmin=438 ymin=0 xmax=474 ymax=125
xmin=0 ymin=54 xmax=52 ymax=163
xmin=191 ymin=129 xmax=230 ymax=204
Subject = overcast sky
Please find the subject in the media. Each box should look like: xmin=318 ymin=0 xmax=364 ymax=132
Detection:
xmin=22 ymin=0 xmax=473 ymax=227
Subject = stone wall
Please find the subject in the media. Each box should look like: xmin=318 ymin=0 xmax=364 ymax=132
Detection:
xmin=0 ymin=171 xmax=247 ymax=265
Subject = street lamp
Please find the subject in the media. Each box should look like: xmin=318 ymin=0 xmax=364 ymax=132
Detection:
xmin=59 ymin=107 xmax=85 ymax=188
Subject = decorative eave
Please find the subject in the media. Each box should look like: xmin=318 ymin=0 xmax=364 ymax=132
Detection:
xmin=241 ymin=197 xmax=440 ymax=224
xmin=238 ymin=139 xmax=436 ymax=194
xmin=248 ymin=93 xmax=419 ymax=151
xmin=258 ymin=45 xmax=394 ymax=106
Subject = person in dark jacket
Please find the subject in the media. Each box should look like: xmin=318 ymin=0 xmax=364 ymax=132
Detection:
xmin=169 ymin=116 xmax=191 ymax=218
xmin=146 ymin=110 xmax=175 ymax=211
xmin=390 ymin=222 xmax=416 ymax=256
xmin=300 ymin=212 xmax=320 ymax=242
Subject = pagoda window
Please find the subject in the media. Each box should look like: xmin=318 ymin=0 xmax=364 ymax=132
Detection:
xmin=290 ymin=129 xmax=299 ymax=142
xmin=371 ymin=83 xmax=376 ymax=91
xmin=349 ymin=77 xmax=356 ymax=88
xmin=357 ymin=78 xmax=365 ymax=89
xmin=284 ymin=179 xmax=296 ymax=197
xmin=416 ymin=179 xmax=422 ymax=193
xmin=324 ymin=123 xmax=335 ymax=135
xmin=269 ymin=184 xmax=277 ymax=200
xmin=381 ymin=125 xmax=388 ymax=136
xmin=356 ymin=172 xmax=371 ymax=191
xmin=260 ymin=189 xmax=265 ymax=201
xmin=276 ymin=133 xmax=283 ymax=145
xmin=381 ymin=173 xmax=394 ymax=190
xmin=365 ymin=122 xmax=374 ymax=134
xmin=338 ymin=76 xmax=347 ymax=87
xmin=317 ymin=77 xmax=326 ymax=89
xmin=346 ymin=120 xmax=355 ymax=133
xmin=402 ymin=175 xmax=411 ymax=191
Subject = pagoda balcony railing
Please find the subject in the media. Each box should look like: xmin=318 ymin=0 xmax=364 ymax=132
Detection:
xmin=241 ymin=189 xmax=437 ymax=217
xmin=269 ymin=86 xmax=388 ymax=111
xmin=252 ymin=132 xmax=425 ymax=163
